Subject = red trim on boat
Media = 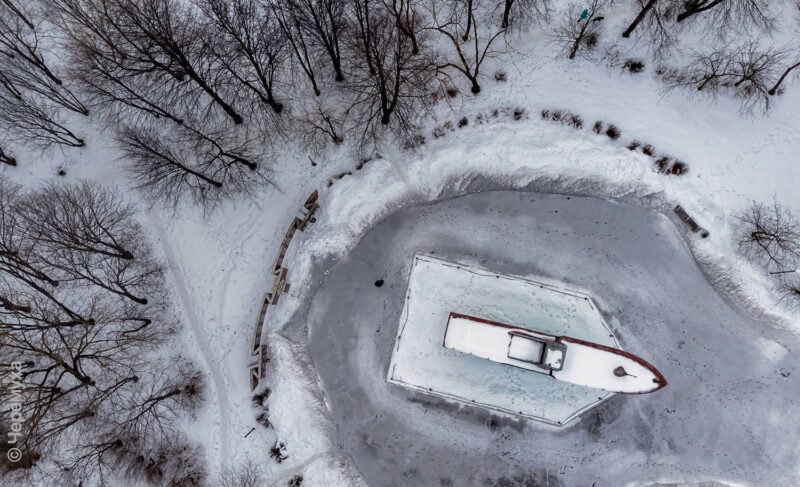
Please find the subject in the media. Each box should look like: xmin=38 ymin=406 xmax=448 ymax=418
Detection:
xmin=447 ymin=312 xmax=667 ymax=393
xmin=448 ymin=312 xmax=546 ymax=332
xmin=560 ymin=336 xmax=667 ymax=393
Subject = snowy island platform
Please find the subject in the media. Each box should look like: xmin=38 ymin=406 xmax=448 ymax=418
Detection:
xmin=387 ymin=254 xmax=624 ymax=426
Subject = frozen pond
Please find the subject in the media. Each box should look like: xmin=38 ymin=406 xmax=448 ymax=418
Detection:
xmin=298 ymin=191 xmax=800 ymax=486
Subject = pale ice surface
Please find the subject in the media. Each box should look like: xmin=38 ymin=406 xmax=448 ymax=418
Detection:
xmin=388 ymin=254 xmax=617 ymax=424
xmin=303 ymin=191 xmax=800 ymax=486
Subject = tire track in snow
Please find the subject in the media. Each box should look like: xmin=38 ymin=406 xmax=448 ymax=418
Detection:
xmin=147 ymin=210 xmax=232 ymax=470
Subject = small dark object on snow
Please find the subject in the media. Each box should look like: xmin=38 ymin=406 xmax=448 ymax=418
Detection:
xmin=673 ymin=205 xmax=709 ymax=238
xmin=270 ymin=441 xmax=288 ymax=463
xmin=592 ymin=16 xmax=605 ymax=22
xmin=458 ymin=116 xmax=468 ymax=128
xmin=614 ymin=366 xmax=637 ymax=378
xmin=374 ymin=279 xmax=384 ymax=288
xmin=623 ymin=59 xmax=646 ymax=74
xmin=57 ymin=167 xmax=67 ymax=176
xmin=288 ymin=474 xmax=303 ymax=487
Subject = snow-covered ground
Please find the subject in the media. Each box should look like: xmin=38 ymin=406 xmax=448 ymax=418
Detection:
xmin=4 ymin=4 xmax=800 ymax=484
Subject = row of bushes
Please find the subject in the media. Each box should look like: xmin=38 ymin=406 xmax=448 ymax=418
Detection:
xmin=432 ymin=106 xmax=528 ymax=139
xmin=540 ymin=109 xmax=689 ymax=176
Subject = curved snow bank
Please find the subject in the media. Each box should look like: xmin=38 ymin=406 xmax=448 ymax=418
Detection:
xmin=276 ymin=119 xmax=797 ymax=337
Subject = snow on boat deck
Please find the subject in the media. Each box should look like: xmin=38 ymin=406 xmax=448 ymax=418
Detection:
xmin=387 ymin=254 xmax=622 ymax=425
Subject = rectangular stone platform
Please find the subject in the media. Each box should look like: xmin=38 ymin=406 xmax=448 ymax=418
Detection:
xmin=387 ymin=254 xmax=617 ymax=426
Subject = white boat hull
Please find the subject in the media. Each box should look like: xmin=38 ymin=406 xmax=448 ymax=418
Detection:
xmin=443 ymin=313 xmax=666 ymax=394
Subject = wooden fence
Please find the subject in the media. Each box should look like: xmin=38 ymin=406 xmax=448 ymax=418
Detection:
xmin=250 ymin=190 xmax=320 ymax=390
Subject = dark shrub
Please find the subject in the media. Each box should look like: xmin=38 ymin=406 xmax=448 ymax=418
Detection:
xmin=623 ymin=59 xmax=645 ymax=73
xmin=551 ymin=110 xmax=564 ymax=122
xmin=641 ymin=144 xmax=655 ymax=156
xmin=671 ymin=160 xmax=688 ymax=175
xmin=513 ymin=107 xmax=525 ymax=120
xmin=457 ymin=116 xmax=468 ymax=128
xmin=627 ymin=140 xmax=641 ymax=151
xmin=584 ymin=31 xmax=599 ymax=50
xmin=446 ymin=86 xmax=459 ymax=98
xmin=494 ymin=70 xmax=508 ymax=82
xmin=288 ymin=474 xmax=304 ymax=487
xmin=605 ymin=124 xmax=621 ymax=139
xmin=541 ymin=109 xmax=551 ymax=119
xmin=655 ymin=156 xmax=671 ymax=172
xmin=569 ymin=114 xmax=584 ymax=129
xmin=592 ymin=121 xmax=603 ymax=134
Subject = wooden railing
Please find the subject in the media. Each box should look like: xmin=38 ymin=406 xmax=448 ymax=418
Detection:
xmin=250 ymin=190 xmax=320 ymax=390
xmin=673 ymin=205 xmax=709 ymax=238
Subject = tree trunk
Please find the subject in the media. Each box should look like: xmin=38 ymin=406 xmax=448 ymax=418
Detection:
xmin=502 ymin=0 xmax=514 ymax=29
xmin=462 ymin=0 xmax=474 ymax=41
xmin=622 ymin=0 xmax=656 ymax=38
xmin=769 ymin=61 xmax=800 ymax=95
xmin=470 ymin=78 xmax=481 ymax=94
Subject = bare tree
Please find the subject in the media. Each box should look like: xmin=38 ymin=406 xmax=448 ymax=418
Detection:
xmin=735 ymin=199 xmax=800 ymax=270
xmin=345 ymin=0 xmax=437 ymax=143
xmin=675 ymin=0 xmax=772 ymax=32
xmin=0 ymin=178 xmax=205 ymax=485
xmin=273 ymin=0 xmax=347 ymax=93
xmin=215 ymin=457 xmax=265 ymax=487
xmin=0 ymin=86 xmax=85 ymax=148
xmin=0 ymin=58 xmax=88 ymax=116
xmin=777 ymin=276 xmax=800 ymax=312
xmin=385 ymin=0 xmax=424 ymax=54
xmin=623 ymin=0 xmax=657 ymax=37
xmin=659 ymin=43 xmax=788 ymax=114
xmin=621 ymin=0 xmax=678 ymax=58
xmin=0 ymin=2 xmax=64 ymax=86
xmin=299 ymin=99 xmax=345 ymax=153
xmin=499 ymin=0 xmax=551 ymax=29
xmin=53 ymin=0 xmax=244 ymax=125
xmin=1 ymin=0 xmax=33 ymax=29
xmin=555 ymin=0 xmax=611 ymax=60
xmin=274 ymin=3 xmax=323 ymax=96
xmin=430 ymin=0 xmax=507 ymax=94
xmin=116 ymin=123 xmax=264 ymax=209
xmin=200 ymin=0 xmax=287 ymax=115
xmin=768 ymin=57 xmax=800 ymax=96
